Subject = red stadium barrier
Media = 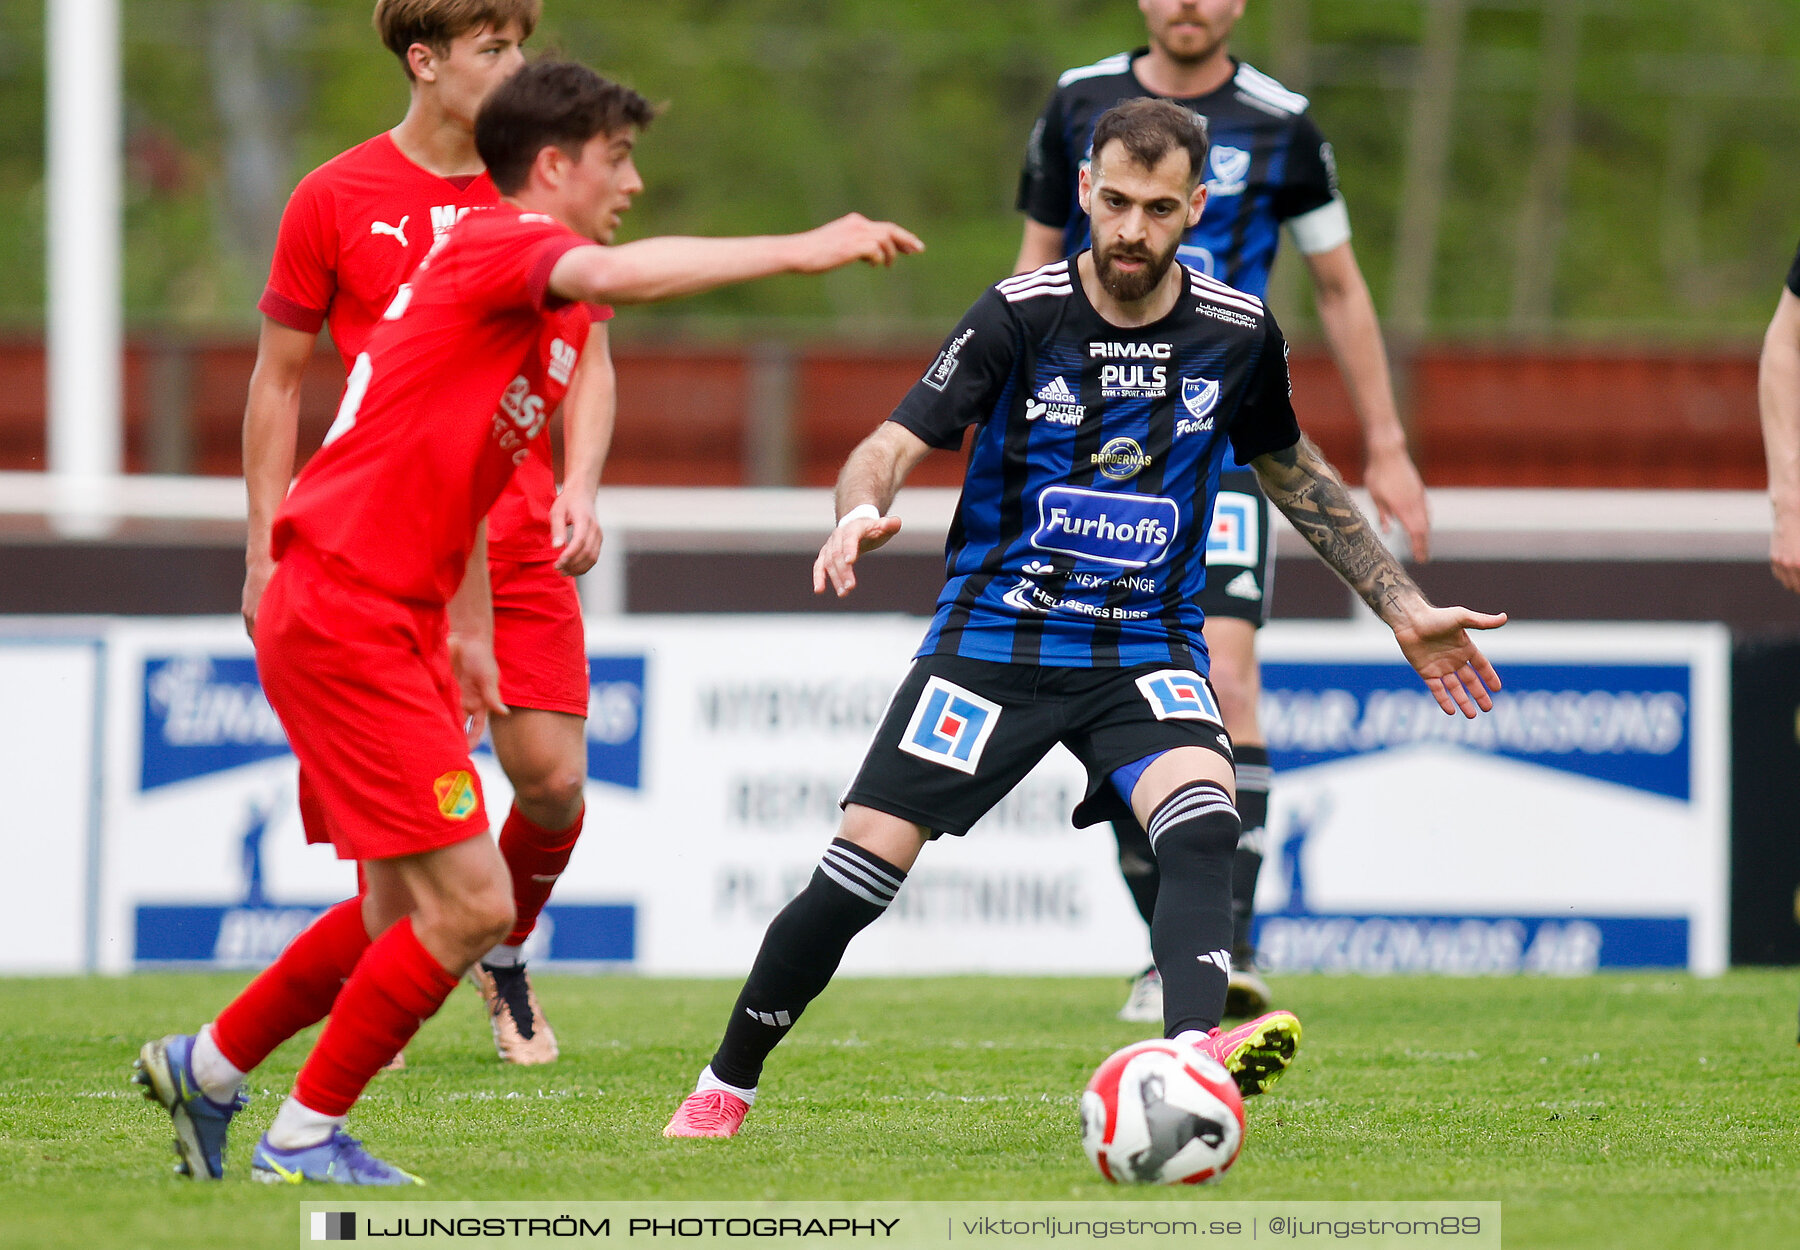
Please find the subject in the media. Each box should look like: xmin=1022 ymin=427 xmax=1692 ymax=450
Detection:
xmin=0 ymin=337 xmax=1766 ymax=489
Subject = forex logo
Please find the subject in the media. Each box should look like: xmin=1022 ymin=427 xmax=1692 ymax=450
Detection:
xmin=899 ymin=677 xmax=1002 ymax=775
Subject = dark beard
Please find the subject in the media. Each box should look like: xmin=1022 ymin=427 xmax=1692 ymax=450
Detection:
xmin=1095 ymin=235 xmax=1180 ymax=303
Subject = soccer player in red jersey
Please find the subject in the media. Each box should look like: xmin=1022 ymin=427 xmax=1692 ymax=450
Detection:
xmin=241 ymin=0 xmax=605 ymax=1063
xmin=133 ymin=59 xmax=922 ymax=1185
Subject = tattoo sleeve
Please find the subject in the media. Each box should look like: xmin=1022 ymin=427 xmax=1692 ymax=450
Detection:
xmin=1252 ymin=434 xmax=1421 ymax=623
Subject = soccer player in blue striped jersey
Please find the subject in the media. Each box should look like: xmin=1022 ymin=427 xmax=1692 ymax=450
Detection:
xmin=1016 ymin=0 xmax=1431 ymax=1022
xmin=664 ymin=99 xmax=1503 ymax=1140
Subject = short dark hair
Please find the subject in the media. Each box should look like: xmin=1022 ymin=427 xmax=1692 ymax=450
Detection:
xmin=1090 ymin=98 xmax=1210 ymax=187
xmin=372 ymin=0 xmax=541 ymax=80
xmin=474 ymin=61 xmax=656 ymax=194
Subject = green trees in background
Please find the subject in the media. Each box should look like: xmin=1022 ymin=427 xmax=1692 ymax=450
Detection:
xmin=1 ymin=0 xmax=1797 ymax=339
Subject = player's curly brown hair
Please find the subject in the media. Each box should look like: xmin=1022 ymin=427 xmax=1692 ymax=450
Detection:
xmin=372 ymin=0 xmax=541 ymax=79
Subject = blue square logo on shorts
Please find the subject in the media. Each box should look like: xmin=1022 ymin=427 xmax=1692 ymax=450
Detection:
xmin=899 ymin=677 xmax=1002 ymax=775
xmin=1136 ymin=670 xmax=1223 ymax=724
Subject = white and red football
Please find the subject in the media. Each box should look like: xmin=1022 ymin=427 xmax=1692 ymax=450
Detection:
xmin=1079 ymin=1038 xmax=1246 ymax=1185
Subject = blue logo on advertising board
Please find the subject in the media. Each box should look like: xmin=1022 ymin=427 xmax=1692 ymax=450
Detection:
xmin=133 ymin=793 xmax=636 ymax=965
xmin=1031 ymin=486 xmax=1178 ymax=569
xmin=1260 ymin=662 xmax=1691 ymax=801
xmin=1250 ymin=800 xmax=1688 ymax=972
xmin=141 ymin=655 xmax=290 ymax=791
xmin=585 ymin=654 xmax=645 ymax=790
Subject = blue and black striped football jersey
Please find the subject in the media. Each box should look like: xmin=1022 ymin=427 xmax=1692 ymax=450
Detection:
xmin=1017 ymin=53 xmax=1338 ymax=303
xmin=889 ymin=256 xmax=1302 ymax=672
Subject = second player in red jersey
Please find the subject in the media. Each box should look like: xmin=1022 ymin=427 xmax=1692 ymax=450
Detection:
xmin=241 ymin=0 xmax=612 ymax=1063
xmin=136 ymin=58 xmax=921 ymax=1186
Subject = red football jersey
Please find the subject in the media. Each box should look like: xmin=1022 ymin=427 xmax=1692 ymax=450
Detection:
xmin=259 ymin=132 xmax=606 ymax=560
xmin=259 ymin=132 xmax=498 ymax=369
xmin=271 ymin=208 xmax=596 ymax=605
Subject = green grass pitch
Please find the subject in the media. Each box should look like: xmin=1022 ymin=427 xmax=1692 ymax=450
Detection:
xmin=4 ymin=971 xmax=1798 ymax=1249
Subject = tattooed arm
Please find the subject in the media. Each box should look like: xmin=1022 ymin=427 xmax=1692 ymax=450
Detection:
xmin=1251 ymin=435 xmax=1509 ymax=717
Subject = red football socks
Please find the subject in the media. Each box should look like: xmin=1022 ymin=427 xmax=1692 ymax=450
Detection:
xmin=498 ymin=803 xmax=583 ymax=947
xmin=291 ymin=916 xmax=459 ymax=1117
xmin=210 ymin=897 xmax=370 ymax=1074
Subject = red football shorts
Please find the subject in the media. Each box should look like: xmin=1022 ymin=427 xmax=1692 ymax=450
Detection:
xmin=258 ymin=544 xmax=489 ymax=861
xmin=490 ymin=558 xmax=590 ymax=717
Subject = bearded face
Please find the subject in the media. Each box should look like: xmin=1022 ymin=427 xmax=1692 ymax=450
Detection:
xmin=1093 ymin=224 xmax=1183 ymax=303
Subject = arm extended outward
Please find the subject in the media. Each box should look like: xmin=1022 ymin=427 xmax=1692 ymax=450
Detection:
xmin=812 ymin=422 xmax=935 ymax=598
xmin=1251 ymin=433 xmax=1505 ymax=717
xmin=549 ymin=213 xmax=923 ymax=307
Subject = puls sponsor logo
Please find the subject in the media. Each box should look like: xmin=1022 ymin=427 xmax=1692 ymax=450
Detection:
xmin=1032 ymin=485 xmax=1178 ymax=568
xmin=1260 ymin=661 xmax=1692 ymax=799
xmin=141 ymin=655 xmax=290 ymax=791
xmin=1251 ymin=801 xmax=1687 ymax=973
xmin=1089 ymin=341 xmax=1170 ymax=398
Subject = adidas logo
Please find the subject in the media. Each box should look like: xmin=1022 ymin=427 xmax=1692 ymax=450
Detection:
xmin=1026 ymin=375 xmax=1084 ymax=426
xmin=1198 ymin=949 xmax=1233 ymax=974
xmin=745 ymin=1007 xmax=793 ymax=1027
xmin=1223 ymin=570 xmax=1262 ymax=600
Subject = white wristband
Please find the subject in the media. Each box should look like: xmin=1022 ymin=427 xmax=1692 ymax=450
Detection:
xmin=835 ymin=503 xmax=882 ymax=529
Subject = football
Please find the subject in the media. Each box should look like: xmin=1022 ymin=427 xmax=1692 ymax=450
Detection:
xmin=1079 ymin=1038 xmax=1246 ymax=1185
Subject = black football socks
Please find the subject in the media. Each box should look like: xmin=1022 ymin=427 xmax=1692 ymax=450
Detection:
xmin=709 ymin=838 xmax=906 ymax=1090
xmin=1144 ymin=781 xmax=1241 ymax=1038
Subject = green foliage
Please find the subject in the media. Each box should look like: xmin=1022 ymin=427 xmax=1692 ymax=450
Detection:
xmin=5 ymin=972 xmax=1800 ymax=1249
xmin=3 ymin=1 xmax=1800 ymax=337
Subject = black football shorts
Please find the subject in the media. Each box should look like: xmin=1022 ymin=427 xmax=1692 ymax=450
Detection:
xmin=842 ymin=653 xmax=1233 ymax=838
xmin=1197 ymin=467 xmax=1275 ymax=627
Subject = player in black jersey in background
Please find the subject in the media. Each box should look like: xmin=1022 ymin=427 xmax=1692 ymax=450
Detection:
xmin=1016 ymin=0 xmax=1432 ymax=1023
xmin=1755 ymin=239 xmax=1800 ymax=1046
xmin=663 ymin=99 xmax=1504 ymax=1140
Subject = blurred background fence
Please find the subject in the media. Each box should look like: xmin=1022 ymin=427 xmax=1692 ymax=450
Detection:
xmin=1 ymin=0 xmax=1799 ymax=485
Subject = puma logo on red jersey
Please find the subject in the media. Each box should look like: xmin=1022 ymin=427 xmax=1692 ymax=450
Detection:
xmin=369 ymin=216 xmax=410 ymax=248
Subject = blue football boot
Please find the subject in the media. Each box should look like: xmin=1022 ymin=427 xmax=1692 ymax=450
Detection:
xmin=251 ymin=1128 xmax=424 ymax=1185
xmin=132 ymin=1033 xmax=247 ymax=1180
